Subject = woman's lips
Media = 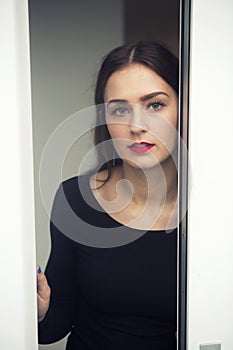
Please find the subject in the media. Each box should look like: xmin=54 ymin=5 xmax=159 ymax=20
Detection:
xmin=128 ymin=142 xmax=155 ymax=153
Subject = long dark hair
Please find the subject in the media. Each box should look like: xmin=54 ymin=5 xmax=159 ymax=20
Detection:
xmin=93 ymin=41 xmax=179 ymax=181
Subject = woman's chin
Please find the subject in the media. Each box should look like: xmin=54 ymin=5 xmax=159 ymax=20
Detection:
xmin=122 ymin=158 xmax=162 ymax=171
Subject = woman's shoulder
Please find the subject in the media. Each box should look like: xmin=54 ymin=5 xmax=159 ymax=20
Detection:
xmin=52 ymin=173 xmax=98 ymax=222
xmin=59 ymin=170 xmax=113 ymax=206
xmin=52 ymin=171 xmax=118 ymax=231
xmin=52 ymin=173 xmax=93 ymax=214
xmin=61 ymin=172 xmax=93 ymax=193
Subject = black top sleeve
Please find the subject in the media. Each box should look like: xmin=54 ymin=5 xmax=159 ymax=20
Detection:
xmin=38 ymin=188 xmax=77 ymax=344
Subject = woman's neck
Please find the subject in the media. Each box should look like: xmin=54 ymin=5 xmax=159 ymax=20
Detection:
xmin=120 ymin=153 xmax=178 ymax=208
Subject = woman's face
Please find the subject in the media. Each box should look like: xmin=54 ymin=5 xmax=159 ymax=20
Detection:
xmin=104 ymin=63 xmax=178 ymax=170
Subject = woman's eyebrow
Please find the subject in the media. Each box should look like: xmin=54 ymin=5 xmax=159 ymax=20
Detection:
xmin=140 ymin=91 xmax=169 ymax=101
xmin=107 ymin=99 xmax=127 ymax=106
xmin=107 ymin=92 xmax=169 ymax=106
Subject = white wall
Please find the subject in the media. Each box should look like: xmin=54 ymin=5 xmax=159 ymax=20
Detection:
xmin=0 ymin=1 xmax=37 ymax=349
xmin=187 ymin=0 xmax=233 ymax=348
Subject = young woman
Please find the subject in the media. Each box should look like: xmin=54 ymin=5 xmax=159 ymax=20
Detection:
xmin=37 ymin=41 xmax=179 ymax=350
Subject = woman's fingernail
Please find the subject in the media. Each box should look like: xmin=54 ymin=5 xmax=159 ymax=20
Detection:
xmin=37 ymin=266 xmax=41 ymax=274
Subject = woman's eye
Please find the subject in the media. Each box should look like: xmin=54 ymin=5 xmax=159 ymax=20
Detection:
xmin=112 ymin=107 xmax=129 ymax=116
xmin=148 ymin=101 xmax=165 ymax=111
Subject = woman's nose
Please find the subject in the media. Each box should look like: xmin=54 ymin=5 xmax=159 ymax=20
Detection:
xmin=129 ymin=106 xmax=147 ymax=134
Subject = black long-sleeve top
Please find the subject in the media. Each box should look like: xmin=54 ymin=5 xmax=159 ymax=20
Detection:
xmin=38 ymin=174 xmax=177 ymax=350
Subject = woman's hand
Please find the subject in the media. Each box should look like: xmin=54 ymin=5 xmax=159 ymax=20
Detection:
xmin=37 ymin=266 xmax=51 ymax=322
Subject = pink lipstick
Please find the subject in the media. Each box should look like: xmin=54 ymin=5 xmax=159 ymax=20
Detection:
xmin=129 ymin=142 xmax=154 ymax=153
